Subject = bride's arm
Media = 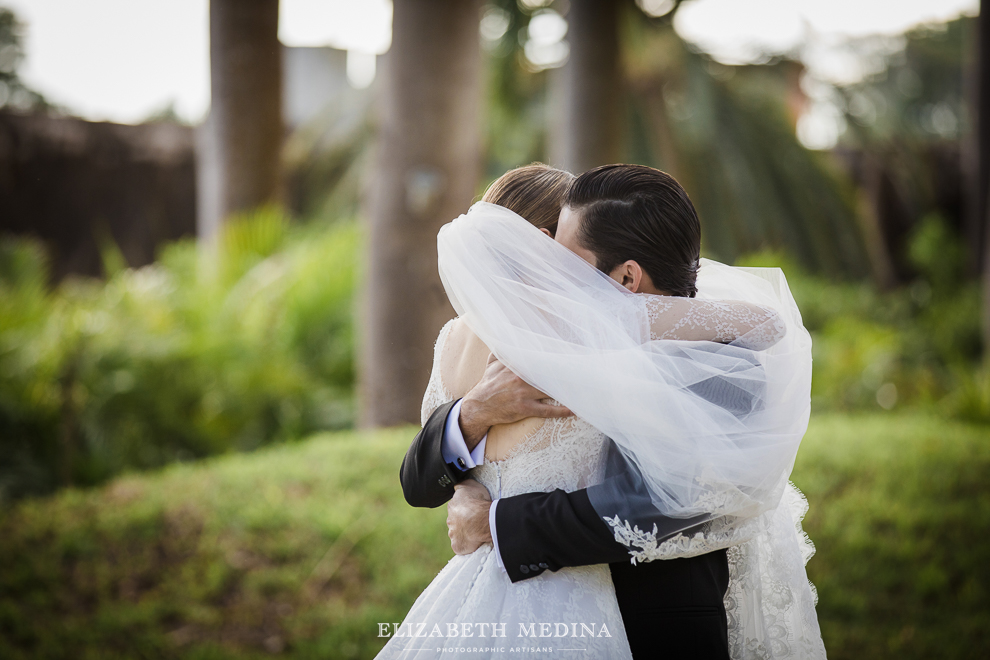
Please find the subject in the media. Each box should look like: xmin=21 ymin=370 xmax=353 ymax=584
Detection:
xmin=642 ymin=295 xmax=786 ymax=350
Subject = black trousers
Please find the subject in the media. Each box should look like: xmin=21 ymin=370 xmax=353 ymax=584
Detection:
xmin=610 ymin=549 xmax=731 ymax=660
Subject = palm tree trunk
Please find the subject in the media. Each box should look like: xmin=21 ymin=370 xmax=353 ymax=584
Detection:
xmin=979 ymin=4 xmax=990 ymax=354
xmin=552 ymin=0 xmax=623 ymax=173
xmin=984 ymin=196 xmax=990 ymax=358
xmin=359 ymin=0 xmax=483 ymax=427
xmin=200 ymin=0 xmax=282 ymax=239
xmin=972 ymin=2 xmax=990 ymax=353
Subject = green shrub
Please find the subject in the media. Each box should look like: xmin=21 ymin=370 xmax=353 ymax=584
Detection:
xmin=2 ymin=207 xmax=985 ymax=501
xmin=0 ymin=414 xmax=986 ymax=659
xmin=797 ymin=413 xmax=990 ymax=659
xmin=0 ymin=210 xmax=358 ymax=500
xmin=737 ymin=214 xmax=984 ymax=418
xmin=0 ymin=427 xmax=451 ymax=660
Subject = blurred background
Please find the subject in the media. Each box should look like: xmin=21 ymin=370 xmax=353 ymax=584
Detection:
xmin=0 ymin=1 xmax=987 ymax=658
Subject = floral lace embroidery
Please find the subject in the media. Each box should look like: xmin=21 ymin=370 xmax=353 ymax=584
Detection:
xmin=602 ymin=513 xmax=766 ymax=565
xmin=472 ymin=410 xmax=608 ymax=498
xmin=723 ymin=484 xmax=824 ymax=659
xmin=604 ymin=483 xmax=826 ymax=660
xmin=603 ymin=517 xmax=708 ymax=566
xmin=643 ymin=297 xmax=787 ymax=351
xmin=418 ymin=319 xmax=610 ymax=496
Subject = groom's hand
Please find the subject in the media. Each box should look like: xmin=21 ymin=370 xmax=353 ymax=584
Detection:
xmin=458 ymin=354 xmax=572 ymax=449
xmin=447 ymin=479 xmax=494 ymax=555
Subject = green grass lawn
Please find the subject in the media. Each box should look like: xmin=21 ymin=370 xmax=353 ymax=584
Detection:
xmin=796 ymin=414 xmax=990 ymax=659
xmin=1 ymin=413 xmax=988 ymax=660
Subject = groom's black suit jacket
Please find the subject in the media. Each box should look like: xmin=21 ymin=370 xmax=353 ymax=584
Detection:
xmin=401 ymin=399 xmax=733 ymax=660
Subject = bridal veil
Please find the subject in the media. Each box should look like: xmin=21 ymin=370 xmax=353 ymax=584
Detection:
xmin=437 ymin=202 xmax=812 ymax=531
xmin=436 ymin=202 xmax=825 ymax=659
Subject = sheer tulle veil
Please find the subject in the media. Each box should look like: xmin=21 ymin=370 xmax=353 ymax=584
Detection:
xmin=437 ymin=202 xmax=812 ymax=531
xmin=437 ymin=202 xmax=827 ymax=659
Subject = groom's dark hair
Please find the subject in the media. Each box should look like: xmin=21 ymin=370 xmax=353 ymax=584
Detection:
xmin=564 ymin=164 xmax=701 ymax=298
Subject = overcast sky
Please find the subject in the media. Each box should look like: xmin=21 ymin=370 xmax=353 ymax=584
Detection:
xmin=4 ymin=0 xmax=978 ymax=125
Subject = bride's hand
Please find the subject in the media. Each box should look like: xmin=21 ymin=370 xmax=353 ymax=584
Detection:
xmin=458 ymin=354 xmax=572 ymax=449
xmin=447 ymin=479 xmax=494 ymax=555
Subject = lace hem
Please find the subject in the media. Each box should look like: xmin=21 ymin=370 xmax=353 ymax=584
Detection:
xmin=604 ymin=482 xmax=826 ymax=660
xmin=602 ymin=514 xmax=764 ymax=565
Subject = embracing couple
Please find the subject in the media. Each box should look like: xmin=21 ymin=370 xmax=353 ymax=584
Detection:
xmin=377 ymin=164 xmax=826 ymax=659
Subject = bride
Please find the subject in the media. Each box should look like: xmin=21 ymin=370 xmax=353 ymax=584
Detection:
xmin=377 ymin=164 xmax=825 ymax=659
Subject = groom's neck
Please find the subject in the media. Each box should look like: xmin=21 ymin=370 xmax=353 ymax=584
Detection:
xmin=638 ymin=282 xmax=669 ymax=296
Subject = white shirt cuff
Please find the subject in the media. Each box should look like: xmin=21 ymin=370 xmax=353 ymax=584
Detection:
xmin=489 ymin=498 xmax=505 ymax=572
xmin=441 ymin=399 xmax=486 ymax=471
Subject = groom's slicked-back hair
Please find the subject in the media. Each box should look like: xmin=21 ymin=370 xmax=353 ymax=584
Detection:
xmin=565 ymin=164 xmax=701 ymax=298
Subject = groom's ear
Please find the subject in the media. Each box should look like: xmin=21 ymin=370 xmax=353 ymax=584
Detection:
xmin=608 ymin=260 xmax=645 ymax=293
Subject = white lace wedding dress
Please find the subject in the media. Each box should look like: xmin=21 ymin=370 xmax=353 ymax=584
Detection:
xmin=377 ymin=323 xmax=629 ymax=659
xmin=377 ymin=296 xmax=826 ymax=660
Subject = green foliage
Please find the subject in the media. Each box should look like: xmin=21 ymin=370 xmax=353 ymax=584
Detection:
xmin=2 ymin=205 xmax=982 ymax=500
xmin=475 ymin=2 xmax=871 ymax=279
xmin=797 ymin=414 xmax=990 ymax=659
xmin=907 ymin=213 xmax=968 ymax=295
xmin=827 ymin=17 xmax=971 ymax=282
xmin=837 ymin=17 xmax=968 ymax=145
xmin=0 ymin=427 xmax=450 ymax=660
xmin=478 ymin=0 xmax=556 ymax=185
xmin=0 ymin=414 xmax=986 ymax=659
xmin=0 ymin=210 xmax=359 ymax=501
xmin=0 ymin=6 xmax=50 ymax=111
xmin=622 ymin=18 xmax=870 ymax=279
xmin=737 ymin=214 xmax=984 ymax=417
xmin=282 ymin=91 xmax=373 ymax=222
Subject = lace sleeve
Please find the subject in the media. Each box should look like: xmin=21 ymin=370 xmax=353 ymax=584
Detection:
xmin=420 ymin=319 xmax=457 ymax=426
xmin=642 ymin=296 xmax=787 ymax=351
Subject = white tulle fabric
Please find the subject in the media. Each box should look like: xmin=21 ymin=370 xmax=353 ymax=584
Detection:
xmin=437 ymin=203 xmax=812 ymax=527
xmin=410 ymin=319 xmax=826 ymax=660
xmin=381 ymin=202 xmax=826 ymax=659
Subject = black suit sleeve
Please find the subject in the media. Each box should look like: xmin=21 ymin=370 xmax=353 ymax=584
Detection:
xmin=396 ymin=400 xmax=694 ymax=582
xmin=495 ymin=485 xmax=626 ymax=582
xmin=406 ymin=351 xmax=765 ymax=582
xmin=495 ymin=441 xmax=711 ymax=583
xmin=399 ymin=399 xmax=471 ymax=508
xmin=496 ymin=352 xmax=766 ymax=583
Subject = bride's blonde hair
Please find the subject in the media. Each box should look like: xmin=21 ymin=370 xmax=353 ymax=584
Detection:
xmin=481 ymin=163 xmax=575 ymax=236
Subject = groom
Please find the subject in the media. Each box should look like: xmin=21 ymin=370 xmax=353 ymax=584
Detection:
xmin=401 ymin=165 xmax=732 ymax=659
